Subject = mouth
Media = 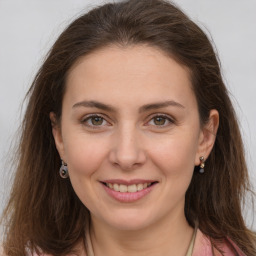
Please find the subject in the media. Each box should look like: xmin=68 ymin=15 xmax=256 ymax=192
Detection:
xmin=100 ymin=180 xmax=158 ymax=202
xmin=101 ymin=182 xmax=157 ymax=193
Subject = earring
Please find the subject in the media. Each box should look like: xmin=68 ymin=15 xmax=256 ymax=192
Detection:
xmin=59 ymin=160 xmax=69 ymax=178
xmin=199 ymin=156 xmax=205 ymax=174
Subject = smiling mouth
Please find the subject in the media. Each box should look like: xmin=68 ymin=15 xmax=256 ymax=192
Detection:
xmin=101 ymin=182 xmax=157 ymax=193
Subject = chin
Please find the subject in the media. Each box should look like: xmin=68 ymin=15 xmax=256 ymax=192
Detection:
xmin=103 ymin=209 xmax=155 ymax=231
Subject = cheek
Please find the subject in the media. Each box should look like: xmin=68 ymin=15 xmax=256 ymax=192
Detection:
xmin=148 ymin=132 xmax=198 ymax=179
xmin=63 ymin=134 xmax=110 ymax=209
xmin=64 ymin=133 xmax=109 ymax=177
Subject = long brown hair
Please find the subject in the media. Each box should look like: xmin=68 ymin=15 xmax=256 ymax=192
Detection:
xmin=2 ymin=0 xmax=255 ymax=255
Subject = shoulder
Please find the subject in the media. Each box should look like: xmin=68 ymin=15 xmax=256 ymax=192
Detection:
xmin=192 ymin=229 xmax=246 ymax=256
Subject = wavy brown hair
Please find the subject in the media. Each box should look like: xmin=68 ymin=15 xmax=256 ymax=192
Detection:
xmin=1 ymin=0 xmax=255 ymax=255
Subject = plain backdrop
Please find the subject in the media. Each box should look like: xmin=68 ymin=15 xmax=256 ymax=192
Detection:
xmin=0 ymin=0 xmax=255 ymax=231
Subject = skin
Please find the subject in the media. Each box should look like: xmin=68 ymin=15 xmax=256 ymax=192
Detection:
xmin=51 ymin=45 xmax=219 ymax=256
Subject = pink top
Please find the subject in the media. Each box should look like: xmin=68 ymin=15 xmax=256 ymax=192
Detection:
xmin=192 ymin=229 xmax=246 ymax=256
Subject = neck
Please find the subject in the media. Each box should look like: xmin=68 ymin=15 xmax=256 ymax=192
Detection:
xmin=89 ymin=209 xmax=194 ymax=256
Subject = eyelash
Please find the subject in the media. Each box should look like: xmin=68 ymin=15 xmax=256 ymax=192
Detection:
xmin=147 ymin=114 xmax=175 ymax=127
xmin=81 ymin=114 xmax=109 ymax=129
xmin=81 ymin=113 xmax=175 ymax=129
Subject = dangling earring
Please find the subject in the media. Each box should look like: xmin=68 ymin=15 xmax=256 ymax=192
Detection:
xmin=59 ymin=160 xmax=69 ymax=178
xmin=199 ymin=156 xmax=205 ymax=174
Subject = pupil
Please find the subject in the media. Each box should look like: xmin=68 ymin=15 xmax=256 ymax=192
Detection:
xmin=154 ymin=117 xmax=165 ymax=125
xmin=92 ymin=117 xmax=103 ymax=125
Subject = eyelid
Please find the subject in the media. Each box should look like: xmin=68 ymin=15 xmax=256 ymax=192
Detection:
xmin=81 ymin=113 xmax=111 ymax=128
xmin=80 ymin=113 xmax=175 ymax=129
xmin=145 ymin=113 xmax=175 ymax=127
xmin=81 ymin=113 xmax=106 ymax=121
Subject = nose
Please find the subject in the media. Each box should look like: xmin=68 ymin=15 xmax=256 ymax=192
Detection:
xmin=109 ymin=124 xmax=147 ymax=171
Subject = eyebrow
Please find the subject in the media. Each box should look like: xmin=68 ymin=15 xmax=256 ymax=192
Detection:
xmin=139 ymin=100 xmax=185 ymax=113
xmin=72 ymin=100 xmax=116 ymax=112
xmin=72 ymin=100 xmax=185 ymax=113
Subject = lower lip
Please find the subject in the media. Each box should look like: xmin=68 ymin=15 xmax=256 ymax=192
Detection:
xmin=102 ymin=183 xmax=157 ymax=203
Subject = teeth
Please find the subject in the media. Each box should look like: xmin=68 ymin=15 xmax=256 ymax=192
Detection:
xmin=137 ymin=184 xmax=143 ymax=191
xmin=113 ymin=184 xmax=119 ymax=191
xmin=119 ymin=184 xmax=128 ymax=192
xmin=128 ymin=184 xmax=137 ymax=193
xmin=106 ymin=182 xmax=152 ymax=193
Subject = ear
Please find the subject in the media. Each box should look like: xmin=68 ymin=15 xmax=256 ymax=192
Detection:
xmin=195 ymin=109 xmax=219 ymax=165
xmin=49 ymin=112 xmax=66 ymax=161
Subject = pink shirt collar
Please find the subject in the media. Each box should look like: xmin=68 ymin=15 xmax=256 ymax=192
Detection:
xmin=192 ymin=229 xmax=246 ymax=256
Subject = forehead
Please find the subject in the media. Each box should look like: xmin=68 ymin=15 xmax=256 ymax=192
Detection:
xmin=65 ymin=45 xmax=196 ymax=109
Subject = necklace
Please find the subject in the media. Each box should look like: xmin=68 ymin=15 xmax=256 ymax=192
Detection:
xmin=85 ymin=220 xmax=197 ymax=256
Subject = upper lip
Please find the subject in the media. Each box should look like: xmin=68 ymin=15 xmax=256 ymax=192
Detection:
xmin=101 ymin=179 xmax=158 ymax=185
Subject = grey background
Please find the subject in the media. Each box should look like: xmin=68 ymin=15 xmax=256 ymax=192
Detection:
xmin=0 ymin=0 xmax=255 ymax=230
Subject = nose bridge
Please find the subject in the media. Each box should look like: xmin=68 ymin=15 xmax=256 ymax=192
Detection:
xmin=109 ymin=122 xmax=146 ymax=170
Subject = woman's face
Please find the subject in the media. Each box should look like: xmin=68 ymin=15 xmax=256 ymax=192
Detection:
xmin=52 ymin=45 xmax=214 ymax=231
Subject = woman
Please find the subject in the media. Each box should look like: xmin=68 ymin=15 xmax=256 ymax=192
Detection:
xmin=1 ymin=0 xmax=255 ymax=255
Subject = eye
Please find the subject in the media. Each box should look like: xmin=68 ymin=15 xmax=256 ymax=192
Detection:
xmin=147 ymin=114 xmax=174 ymax=127
xmin=81 ymin=114 xmax=109 ymax=128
